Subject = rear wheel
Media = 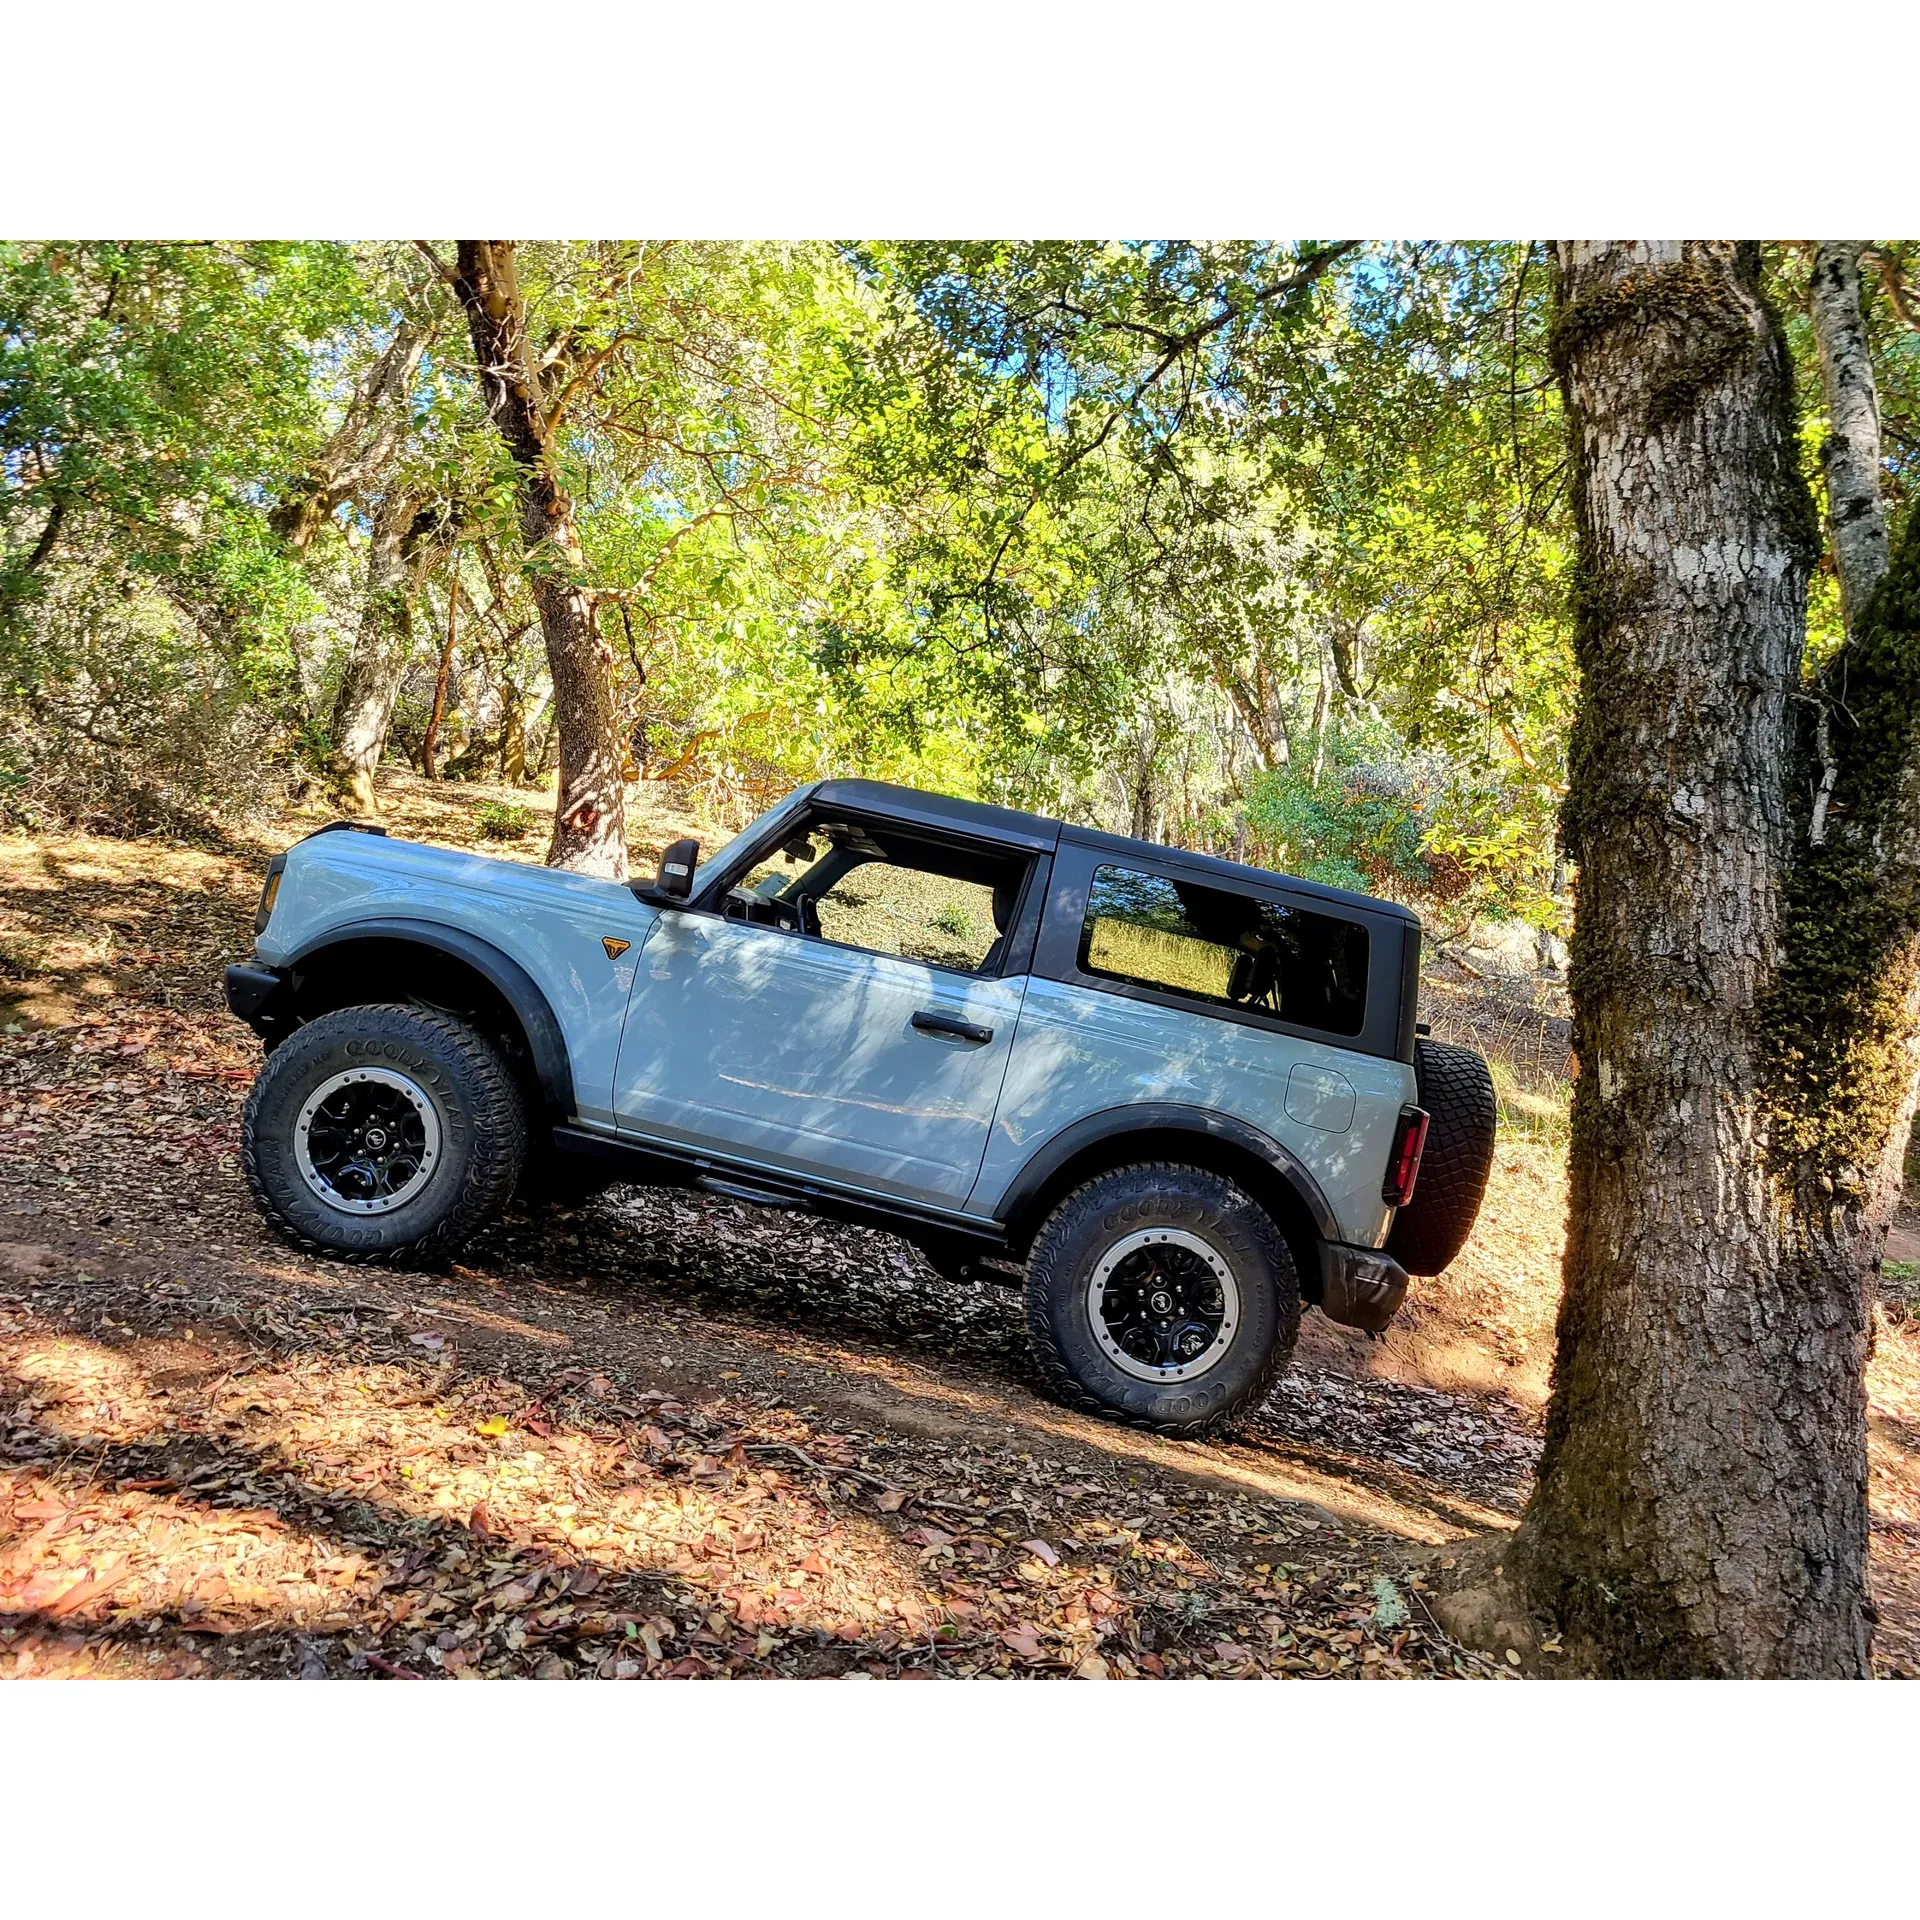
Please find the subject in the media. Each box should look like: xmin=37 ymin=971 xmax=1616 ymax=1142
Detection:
xmin=1025 ymin=1164 xmax=1299 ymax=1438
xmin=241 ymin=1004 xmax=527 ymax=1261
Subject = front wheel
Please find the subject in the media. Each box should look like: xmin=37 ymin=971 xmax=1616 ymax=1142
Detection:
xmin=1025 ymin=1164 xmax=1299 ymax=1438
xmin=241 ymin=1004 xmax=528 ymax=1261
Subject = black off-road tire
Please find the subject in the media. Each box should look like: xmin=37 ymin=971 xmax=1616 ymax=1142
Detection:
xmin=1385 ymin=1037 xmax=1497 ymax=1276
xmin=241 ymin=1004 xmax=528 ymax=1262
xmin=1025 ymin=1164 xmax=1300 ymax=1439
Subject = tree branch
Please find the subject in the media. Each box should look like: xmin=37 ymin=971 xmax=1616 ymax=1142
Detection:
xmin=1866 ymin=247 xmax=1920 ymax=332
xmin=1045 ymin=243 xmax=1357 ymax=355
xmin=542 ymin=332 xmax=639 ymax=432
xmin=23 ymin=496 xmax=65 ymax=576
xmin=411 ymin=241 xmax=462 ymax=291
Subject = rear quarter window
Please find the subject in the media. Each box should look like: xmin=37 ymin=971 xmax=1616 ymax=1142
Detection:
xmin=1078 ymin=863 xmax=1370 ymax=1037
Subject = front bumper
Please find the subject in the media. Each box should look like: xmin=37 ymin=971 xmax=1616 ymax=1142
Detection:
xmin=224 ymin=962 xmax=293 ymax=1043
xmin=1317 ymin=1242 xmax=1410 ymax=1335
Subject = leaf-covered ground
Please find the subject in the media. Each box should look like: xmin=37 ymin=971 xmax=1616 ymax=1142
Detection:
xmin=3 ymin=783 xmax=1916 ymax=1679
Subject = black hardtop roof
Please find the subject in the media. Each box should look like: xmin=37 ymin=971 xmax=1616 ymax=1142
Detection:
xmin=810 ymin=779 xmax=1062 ymax=854
xmin=1062 ymin=824 xmax=1422 ymax=925
xmin=802 ymin=779 xmax=1420 ymax=925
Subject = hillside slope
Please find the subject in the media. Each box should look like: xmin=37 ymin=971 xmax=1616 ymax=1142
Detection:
xmin=2 ymin=771 xmax=1914 ymax=1677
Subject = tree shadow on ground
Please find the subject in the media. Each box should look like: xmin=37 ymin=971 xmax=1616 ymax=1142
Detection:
xmin=474 ymin=1185 xmax=1542 ymax=1534
xmin=0 ymin=1326 xmax=1037 ymax=1680
xmin=0 ymin=1222 xmax=1501 ymax=1679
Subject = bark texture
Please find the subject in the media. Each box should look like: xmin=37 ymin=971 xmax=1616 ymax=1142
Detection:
xmin=272 ymin=323 xmax=427 ymax=556
xmin=326 ymin=492 xmax=433 ymax=813
xmin=1219 ymin=664 xmax=1291 ymax=771
xmin=419 ymin=571 xmax=459 ymax=780
xmin=452 ymin=242 xmax=628 ymax=879
xmin=1503 ymin=241 xmax=1920 ymax=1677
xmin=1807 ymin=243 xmax=1890 ymax=632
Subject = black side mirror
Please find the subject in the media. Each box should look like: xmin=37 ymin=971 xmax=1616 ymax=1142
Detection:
xmin=653 ymin=837 xmax=699 ymax=902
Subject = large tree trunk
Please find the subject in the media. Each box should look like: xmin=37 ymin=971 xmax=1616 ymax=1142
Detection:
xmin=326 ymin=492 xmax=429 ymax=814
xmin=1807 ymin=242 xmax=1891 ymax=633
xmin=451 ymin=241 xmax=627 ymax=879
xmin=1491 ymin=241 xmax=1920 ymax=1678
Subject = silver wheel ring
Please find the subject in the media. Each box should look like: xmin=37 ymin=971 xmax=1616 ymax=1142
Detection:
xmin=1087 ymin=1227 xmax=1241 ymax=1384
xmin=294 ymin=1066 xmax=442 ymax=1215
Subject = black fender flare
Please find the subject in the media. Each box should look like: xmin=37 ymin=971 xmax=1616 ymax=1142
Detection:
xmin=281 ymin=917 xmax=576 ymax=1117
xmin=992 ymin=1102 xmax=1340 ymax=1243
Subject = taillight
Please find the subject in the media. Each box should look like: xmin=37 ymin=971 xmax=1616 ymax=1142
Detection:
xmin=1382 ymin=1105 xmax=1430 ymax=1207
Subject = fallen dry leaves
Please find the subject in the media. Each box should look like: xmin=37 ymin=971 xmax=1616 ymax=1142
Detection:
xmin=2 ymin=796 xmax=1917 ymax=1680
xmin=0 ymin=1298 xmax=1495 ymax=1679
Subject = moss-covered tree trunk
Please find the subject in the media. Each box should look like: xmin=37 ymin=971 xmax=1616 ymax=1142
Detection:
xmin=452 ymin=241 xmax=628 ymax=879
xmin=1500 ymin=241 xmax=1920 ymax=1677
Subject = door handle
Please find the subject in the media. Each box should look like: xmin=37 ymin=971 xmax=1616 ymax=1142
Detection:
xmin=911 ymin=1010 xmax=994 ymax=1045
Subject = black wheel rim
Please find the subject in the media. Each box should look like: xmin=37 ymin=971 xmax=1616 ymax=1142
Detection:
xmin=294 ymin=1067 xmax=440 ymax=1214
xmin=1088 ymin=1229 xmax=1239 ymax=1382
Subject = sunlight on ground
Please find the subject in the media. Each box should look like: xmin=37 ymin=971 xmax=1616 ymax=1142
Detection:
xmin=0 ymin=1330 xmax=1155 ymax=1676
xmin=5 ymin=801 xmax=1917 ymax=1678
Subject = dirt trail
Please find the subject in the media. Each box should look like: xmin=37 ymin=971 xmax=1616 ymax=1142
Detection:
xmin=3 ymin=782 xmax=1915 ymax=1678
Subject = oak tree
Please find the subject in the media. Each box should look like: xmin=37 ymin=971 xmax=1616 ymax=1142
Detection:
xmin=439 ymin=241 xmax=629 ymax=877
xmin=1489 ymin=241 xmax=1920 ymax=1677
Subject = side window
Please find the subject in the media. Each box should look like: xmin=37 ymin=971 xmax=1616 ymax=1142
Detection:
xmin=1078 ymin=863 xmax=1369 ymax=1036
xmin=815 ymin=862 xmax=1002 ymax=971
xmin=723 ymin=818 xmax=1028 ymax=975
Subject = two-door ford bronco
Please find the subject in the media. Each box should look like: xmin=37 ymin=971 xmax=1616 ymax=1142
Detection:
xmin=226 ymin=781 xmax=1495 ymax=1436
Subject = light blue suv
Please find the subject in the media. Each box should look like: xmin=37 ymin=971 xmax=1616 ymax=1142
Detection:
xmin=227 ymin=781 xmax=1494 ymax=1435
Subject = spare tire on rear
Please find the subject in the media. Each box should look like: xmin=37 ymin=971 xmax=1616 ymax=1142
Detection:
xmin=1386 ymin=1037 xmax=1496 ymax=1276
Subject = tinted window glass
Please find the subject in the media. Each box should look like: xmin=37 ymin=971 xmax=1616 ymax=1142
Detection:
xmin=1078 ymin=864 xmax=1369 ymax=1036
